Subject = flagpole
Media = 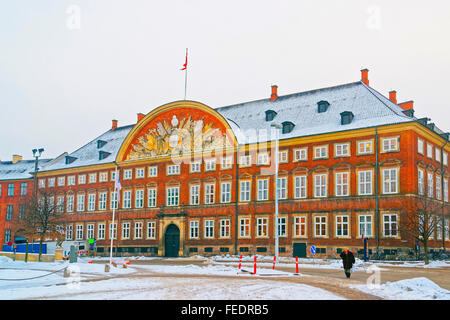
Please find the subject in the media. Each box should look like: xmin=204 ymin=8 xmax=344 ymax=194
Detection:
xmin=109 ymin=166 xmax=118 ymax=265
xmin=184 ymin=48 xmax=188 ymax=100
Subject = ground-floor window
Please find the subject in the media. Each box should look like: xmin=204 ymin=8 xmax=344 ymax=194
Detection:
xmin=278 ymin=217 xmax=286 ymax=237
xmin=383 ymin=214 xmax=398 ymax=237
xmin=98 ymin=224 xmax=105 ymax=239
xmin=190 ymin=221 xmax=199 ymax=239
xmin=314 ymin=216 xmax=327 ymax=237
xmin=147 ymin=221 xmax=156 ymax=239
xmin=134 ymin=222 xmax=143 ymax=239
xmin=358 ymin=215 xmax=373 ymax=237
xmin=239 ymin=218 xmax=250 ymax=237
xmin=335 ymin=215 xmax=349 ymax=237
xmin=256 ymin=217 xmax=268 ymax=237
xmin=220 ymin=219 xmax=230 ymax=238
xmin=204 ymin=220 xmax=214 ymax=238
xmin=294 ymin=216 xmax=306 ymax=237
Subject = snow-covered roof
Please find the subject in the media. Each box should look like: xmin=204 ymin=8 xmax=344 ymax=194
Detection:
xmin=0 ymin=159 xmax=52 ymax=181
xmin=215 ymin=81 xmax=415 ymax=144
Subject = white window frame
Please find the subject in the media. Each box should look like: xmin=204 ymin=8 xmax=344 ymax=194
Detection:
xmin=204 ymin=183 xmax=215 ymax=204
xmin=382 ymin=137 xmax=399 ymax=152
xmin=383 ymin=214 xmax=398 ymax=237
xmin=278 ymin=150 xmax=288 ymax=163
xmin=427 ymin=143 xmax=433 ymax=159
xmin=148 ymin=166 xmax=158 ymax=177
xmin=240 ymin=180 xmax=251 ymax=202
xmin=76 ymin=224 xmax=83 ymax=240
xmin=239 ymin=218 xmax=250 ymax=238
xmin=122 ymin=222 xmax=130 ymax=239
xmin=239 ymin=154 xmax=251 ymax=167
xmin=89 ymin=173 xmax=97 ymax=184
xmin=166 ymin=187 xmax=179 ymax=206
xmin=313 ymin=146 xmax=328 ymax=159
xmin=221 ymin=157 xmax=233 ymax=169
xmin=99 ymin=172 xmax=108 ymax=182
xmin=294 ymin=216 xmax=307 ymax=237
xmin=358 ymin=140 xmax=373 ymax=155
xmin=148 ymin=188 xmax=157 ymax=207
xmin=294 ymin=175 xmax=307 ymax=199
xmin=257 ymin=152 xmax=269 ymax=165
xmin=147 ymin=221 xmax=156 ymax=239
xmin=358 ymin=215 xmax=373 ymax=238
xmin=256 ymin=217 xmax=268 ymax=237
xmin=418 ymin=169 xmax=425 ymax=195
xmin=278 ymin=217 xmax=287 ymax=237
xmin=98 ymin=223 xmax=105 ymax=240
xmin=335 ymin=215 xmax=349 ymax=237
xmin=358 ymin=170 xmax=373 ymax=195
xmin=314 ymin=174 xmax=327 ymax=198
xmin=335 ymin=172 xmax=349 ymax=197
xmin=335 ymin=143 xmax=350 ymax=157
xmin=87 ymin=193 xmax=96 ymax=211
xmin=276 ymin=177 xmax=288 ymax=199
xmin=293 ymin=148 xmax=308 ymax=161
xmin=78 ymin=175 xmax=86 ymax=185
xmin=123 ymin=169 xmax=132 ymax=180
xmin=190 ymin=220 xmax=199 ymax=239
xmin=134 ymin=222 xmax=143 ymax=239
xmin=427 ymin=172 xmax=434 ymax=198
xmin=257 ymin=179 xmax=269 ymax=201
xmin=205 ymin=159 xmax=216 ymax=172
xmin=417 ymin=138 xmax=424 ymax=155
xmin=68 ymin=176 xmax=75 ymax=186
xmin=314 ymin=216 xmax=327 ymax=237
xmin=77 ymin=194 xmax=85 ymax=212
xmin=220 ymin=219 xmax=231 ymax=238
xmin=87 ymin=224 xmax=94 ymax=239
xmin=167 ymin=164 xmax=180 ymax=175
xmin=220 ymin=182 xmax=231 ymax=203
xmin=190 ymin=161 xmax=201 ymax=173
xmin=135 ymin=189 xmax=144 ymax=208
xmin=190 ymin=185 xmax=200 ymax=205
xmin=136 ymin=168 xmax=145 ymax=178
xmin=204 ymin=220 xmax=214 ymax=238
xmin=122 ymin=190 xmax=132 ymax=208
xmin=382 ymin=168 xmax=399 ymax=194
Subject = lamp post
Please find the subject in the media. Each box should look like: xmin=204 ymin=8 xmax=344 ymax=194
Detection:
xmin=271 ymin=123 xmax=282 ymax=260
xmin=29 ymin=148 xmax=44 ymax=263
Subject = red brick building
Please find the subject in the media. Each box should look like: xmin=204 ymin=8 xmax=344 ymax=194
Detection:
xmin=2 ymin=69 xmax=449 ymax=258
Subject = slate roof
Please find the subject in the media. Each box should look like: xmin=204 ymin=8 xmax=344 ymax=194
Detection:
xmin=0 ymin=159 xmax=52 ymax=181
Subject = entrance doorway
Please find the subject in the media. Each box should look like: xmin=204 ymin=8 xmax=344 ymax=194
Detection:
xmin=164 ymin=224 xmax=180 ymax=257
xmin=293 ymin=242 xmax=307 ymax=258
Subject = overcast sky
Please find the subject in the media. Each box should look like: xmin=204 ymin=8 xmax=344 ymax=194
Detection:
xmin=1 ymin=0 xmax=449 ymax=161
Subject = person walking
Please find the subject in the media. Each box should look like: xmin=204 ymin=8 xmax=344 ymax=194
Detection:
xmin=340 ymin=249 xmax=355 ymax=278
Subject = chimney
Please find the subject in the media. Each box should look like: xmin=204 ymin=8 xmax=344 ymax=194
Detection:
xmin=270 ymin=85 xmax=278 ymax=101
xmin=398 ymin=100 xmax=414 ymax=110
xmin=137 ymin=113 xmax=145 ymax=122
xmin=360 ymin=69 xmax=369 ymax=86
xmin=12 ymin=154 xmax=23 ymax=164
xmin=112 ymin=119 xmax=118 ymax=130
xmin=389 ymin=91 xmax=397 ymax=104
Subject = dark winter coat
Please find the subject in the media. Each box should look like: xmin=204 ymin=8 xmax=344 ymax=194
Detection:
xmin=340 ymin=250 xmax=355 ymax=269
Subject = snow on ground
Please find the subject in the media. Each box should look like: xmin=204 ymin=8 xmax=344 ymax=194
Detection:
xmin=352 ymin=277 xmax=450 ymax=300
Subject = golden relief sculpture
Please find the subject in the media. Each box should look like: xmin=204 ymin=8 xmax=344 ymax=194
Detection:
xmin=127 ymin=115 xmax=232 ymax=160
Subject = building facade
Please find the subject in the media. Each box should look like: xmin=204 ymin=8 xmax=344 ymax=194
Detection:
xmin=1 ymin=69 xmax=449 ymax=258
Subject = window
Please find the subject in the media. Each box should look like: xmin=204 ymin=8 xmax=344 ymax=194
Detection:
xmin=444 ymin=178 xmax=449 ymax=202
xmin=7 ymin=183 xmax=14 ymax=196
xmin=435 ymin=148 xmax=441 ymax=163
xmin=148 ymin=166 xmax=158 ymax=177
xmin=167 ymin=187 xmax=179 ymax=206
xmin=190 ymin=162 xmax=201 ymax=173
xmin=148 ymin=188 xmax=157 ymax=207
xmin=314 ymin=146 xmax=328 ymax=159
xmin=358 ymin=140 xmax=373 ymax=154
xmin=20 ymin=183 xmax=27 ymax=195
xmin=278 ymin=217 xmax=286 ymax=237
xmin=335 ymin=143 xmax=350 ymax=157
xmin=220 ymin=182 xmax=231 ymax=203
xmin=314 ymin=174 xmax=327 ymax=198
xmin=382 ymin=137 xmax=399 ymax=152
xmin=418 ymin=169 xmax=425 ymax=195
xmin=294 ymin=176 xmax=307 ymax=199
xmin=239 ymin=155 xmax=251 ymax=167
xmin=257 ymin=179 xmax=269 ymax=201
xmin=239 ymin=218 xmax=250 ymax=237
xmin=99 ymin=172 xmax=108 ymax=182
xmin=358 ymin=170 xmax=373 ymax=195
xmin=136 ymin=168 xmax=145 ymax=178
xmin=256 ymin=217 xmax=268 ymax=237
xmin=257 ymin=153 xmax=269 ymax=165
xmin=220 ymin=219 xmax=230 ymax=238
xmin=383 ymin=214 xmax=398 ymax=237
xmin=58 ymin=176 xmax=66 ymax=187
xmin=122 ymin=222 xmax=130 ymax=239
xmin=314 ymin=216 xmax=327 ymax=237
xmin=204 ymin=220 xmax=214 ymax=238
xmin=110 ymin=192 xmax=118 ymax=209
xmin=444 ymin=152 xmax=448 ymax=166
xmin=99 ymin=192 xmax=107 ymax=210
xmin=147 ymin=221 xmax=156 ymax=239
xmin=427 ymin=143 xmax=433 ymax=158
xmin=294 ymin=148 xmax=307 ymax=161
xmin=68 ymin=176 xmax=75 ymax=186
xmin=87 ymin=224 xmax=94 ymax=239
xmin=276 ymin=177 xmax=287 ymax=199
xmin=77 ymin=194 xmax=85 ymax=212
xmin=427 ymin=172 xmax=434 ymax=198
xmin=134 ymin=222 xmax=143 ymax=239
xmin=336 ymin=215 xmax=349 ymax=237
xmin=76 ymin=225 xmax=83 ymax=240
xmin=383 ymin=168 xmax=398 ymax=194
xmin=436 ymin=176 xmax=442 ymax=200
xmin=190 ymin=221 xmax=199 ymax=238
xmin=98 ymin=224 xmax=105 ymax=239
xmin=109 ymin=223 xmax=117 ymax=240
xmin=38 ymin=179 xmax=46 ymax=189
xmin=4 ymin=229 xmax=11 ymax=243
xmin=278 ymin=150 xmax=288 ymax=163
xmin=48 ymin=178 xmax=55 ymax=188
xmin=417 ymin=138 xmax=424 ymax=154
xmin=89 ymin=173 xmax=97 ymax=184
xmin=111 ymin=171 xmax=116 ymax=182
xmin=135 ymin=189 xmax=144 ymax=208
xmin=66 ymin=225 xmax=73 ymax=240
xmin=123 ymin=190 xmax=131 ymax=208
xmin=359 ymin=215 xmax=373 ymax=237
xmin=167 ymin=164 xmax=180 ymax=175
xmin=56 ymin=196 xmax=64 ymax=213
xmin=335 ymin=172 xmax=349 ymax=196
xmin=294 ymin=216 xmax=307 ymax=237
xmin=205 ymin=159 xmax=216 ymax=171
xmin=190 ymin=185 xmax=200 ymax=205
xmin=240 ymin=181 xmax=251 ymax=202
xmin=205 ymin=184 xmax=215 ymax=204
xmin=67 ymin=195 xmax=74 ymax=212
xmin=221 ymin=157 xmax=233 ymax=169
xmin=124 ymin=169 xmax=132 ymax=180
xmin=87 ymin=194 xmax=96 ymax=211
xmin=6 ymin=205 xmax=13 ymax=220
xmin=78 ymin=175 xmax=86 ymax=185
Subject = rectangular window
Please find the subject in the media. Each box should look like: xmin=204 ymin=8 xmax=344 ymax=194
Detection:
xmin=278 ymin=217 xmax=287 ymax=237
xmin=99 ymin=172 xmax=108 ymax=182
xmin=110 ymin=192 xmax=118 ymax=209
xmin=109 ymin=223 xmax=117 ymax=240
xmin=7 ymin=183 xmax=14 ymax=196
xmin=444 ymin=178 xmax=449 ymax=202
xmin=314 ymin=174 xmax=327 ymax=198
xmin=335 ymin=172 xmax=349 ymax=196
xmin=239 ymin=155 xmax=251 ymax=167
xmin=167 ymin=164 xmax=180 ymax=175
xmin=314 ymin=146 xmax=328 ymax=159
xmin=427 ymin=172 xmax=434 ymax=198
xmin=205 ymin=159 xmax=216 ymax=171
xmin=122 ymin=222 xmax=130 ymax=239
xmin=294 ymin=216 xmax=307 ymax=237
xmin=98 ymin=224 xmax=105 ymax=239
xmin=98 ymin=192 xmax=107 ymax=210
xmin=147 ymin=221 xmax=156 ymax=239
xmin=257 ymin=179 xmax=269 ymax=201
xmin=257 ymin=153 xmax=269 ymax=165
xmin=294 ymin=176 xmax=307 ymax=199
xmin=278 ymin=150 xmax=288 ymax=163
xmin=294 ymin=148 xmax=308 ymax=161
xmin=134 ymin=222 xmax=143 ymax=239
xmin=123 ymin=169 xmax=132 ymax=180
xmin=77 ymin=194 xmax=85 ymax=212
xmin=67 ymin=195 xmax=74 ymax=212
xmin=359 ymin=215 xmax=373 ymax=237
xmin=89 ymin=173 xmax=97 ymax=184
xmin=190 ymin=185 xmax=200 ymax=205
xmin=167 ymin=187 xmax=179 ymax=206
xmin=417 ymin=138 xmax=424 ymax=154
xmin=136 ymin=168 xmax=145 ymax=178
xmin=148 ymin=166 xmax=158 ymax=177
xmin=444 ymin=152 xmax=448 ymax=166
xmin=58 ymin=176 xmax=65 ymax=187
xmin=66 ymin=225 xmax=73 ymax=240
xmin=190 ymin=221 xmax=199 ymax=239
xmin=190 ymin=161 xmax=201 ymax=173
xmin=205 ymin=184 xmax=215 ymax=204
xmin=383 ymin=214 xmax=398 ymax=237
xmin=239 ymin=218 xmax=250 ymax=237
xmin=68 ymin=176 xmax=75 ymax=186
xmin=335 ymin=143 xmax=350 ymax=157
xmin=87 ymin=224 xmax=94 ymax=239
xmin=436 ymin=176 xmax=442 ymax=200
xmin=111 ymin=171 xmax=116 ymax=182
xmin=148 ymin=188 xmax=157 ymax=207
xmin=38 ymin=179 xmax=46 ymax=189
xmin=418 ymin=169 xmax=425 ymax=195
xmin=358 ymin=140 xmax=373 ymax=154
xmin=436 ymin=148 xmax=441 ymax=163
xmin=314 ymin=216 xmax=327 ymax=237
xmin=221 ymin=157 xmax=233 ymax=169
xmin=4 ymin=229 xmax=11 ymax=243
xmin=427 ymin=143 xmax=433 ymax=159
xmin=220 ymin=182 xmax=231 ymax=203
xmin=276 ymin=177 xmax=287 ymax=199
xmin=76 ymin=225 xmax=83 ymax=240
xmin=87 ymin=194 xmax=96 ymax=211
xmin=220 ymin=219 xmax=230 ymax=238
xmin=256 ymin=217 xmax=268 ymax=237
xmin=56 ymin=196 xmax=64 ymax=213
xmin=383 ymin=137 xmax=399 ymax=152
xmin=78 ymin=175 xmax=86 ymax=185
xmin=123 ymin=190 xmax=132 ymax=208
xmin=336 ymin=215 xmax=349 ymax=237
xmin=6 ymin=205 xmax=13 ymax=220
xmin=135 ymin=189 xmax=144 ymax=208
xmin=204 ymin=220 xmax=214 ymax=238
xmin=358 ymin=170 xmax=373 ymax=195
xmin=240 ymin=181 xmax=251 ymax=202
xmin=383 ymin=168 xmax=398 ymax=194
xmin=20 ymin=182 xmax=27 ymax=195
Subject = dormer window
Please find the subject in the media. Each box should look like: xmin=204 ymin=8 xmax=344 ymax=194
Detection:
xmin=282 ymin=121 xmax=295 ymax=134
xmin=402 ymin=109 xmax=414 ymax=118
xmin=65 ymin=156 xmax=77 ymax=165
xmin=99 ymin=151 xmax=111 ymax=160
xmin=340 ymin=111 xmax=354 ymax=125
xmin=97 ymin=140 xmax=107 ymax=149
xmin=317 ymin=100 xmax=330 ymax=113
xmin=265 ymin=110 xmax=277 ymax=121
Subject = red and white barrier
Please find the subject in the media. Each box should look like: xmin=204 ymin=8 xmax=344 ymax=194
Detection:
xmin=295 ymin=256 xmax=299 ymax=274
xmin=238 ymin=254 xmax=242 ymax=270
xmin=253 ymin=256 xmax=257 ymax=274
xmin=272 ymin=256 xmax=276 ymax=270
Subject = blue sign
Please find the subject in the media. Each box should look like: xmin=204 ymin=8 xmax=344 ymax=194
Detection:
xmin=310 ymin=245 xmax=316 ymax=255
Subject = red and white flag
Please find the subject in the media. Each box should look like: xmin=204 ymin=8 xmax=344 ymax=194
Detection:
xmin=181 ymin=49 xmax=188 ymax=70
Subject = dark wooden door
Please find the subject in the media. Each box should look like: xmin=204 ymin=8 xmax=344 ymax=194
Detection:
xmin=293 ymin=243 xmax=307 ymax=258
xmin=164 ymin=224 xmax=180 ymax=257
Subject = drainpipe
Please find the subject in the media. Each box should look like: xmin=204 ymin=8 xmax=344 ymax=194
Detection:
xmin=235 ymin=145 xmax=240 ymax=255
xmin=375 ymin=127 xmax=380 ymax=256
xmin=440 ymin=139 xmax=448 ymax=251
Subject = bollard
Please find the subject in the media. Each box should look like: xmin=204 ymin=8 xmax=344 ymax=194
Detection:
xmin=238 ymin=254 xmax=242 ymax=270
xmin=272 ymin=255 xmax=276 ymax=270
xmin=253 ymin=256 xmax=257 ymax=275
xmin=295 ymin=256 xmax=299 ymax=274
xmin=104 ymin=264 xmax=110 ymax=273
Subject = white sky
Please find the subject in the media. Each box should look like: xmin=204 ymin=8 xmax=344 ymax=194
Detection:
xmin=1 ymin=0 xmax=449 ymax=161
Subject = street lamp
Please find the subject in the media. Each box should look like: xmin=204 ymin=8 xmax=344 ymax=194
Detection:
xmin=271 ymin=123 xmax=282 ymax=260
